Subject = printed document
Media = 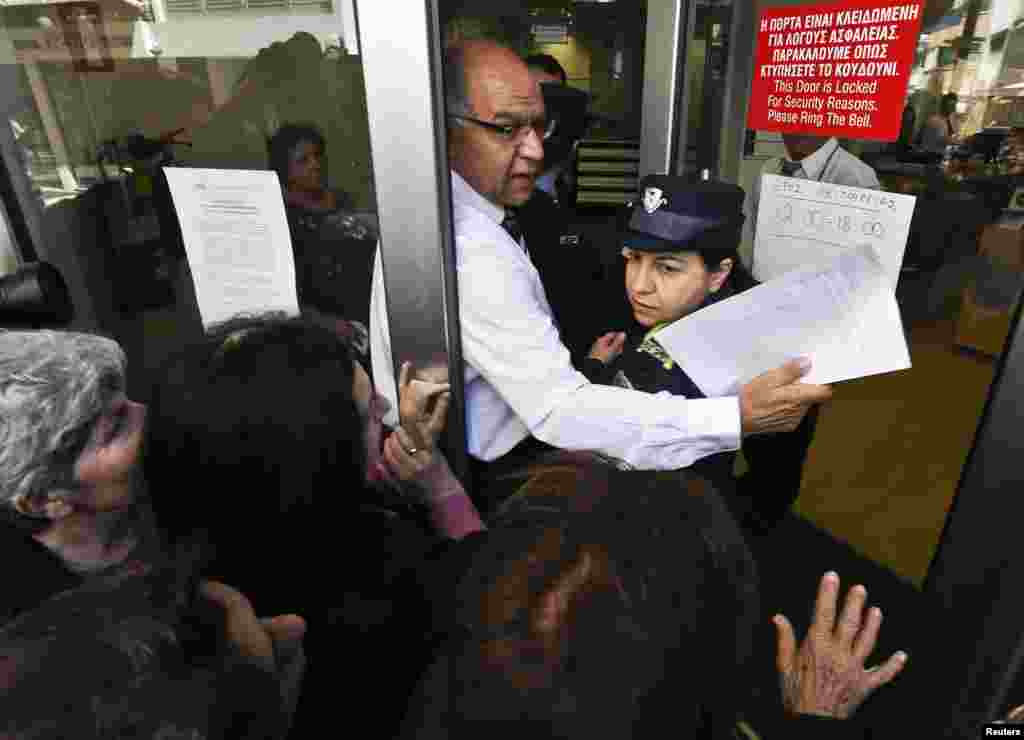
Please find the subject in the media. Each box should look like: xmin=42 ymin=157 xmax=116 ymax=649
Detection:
xmin=656 ymin=244 xmax=911 ymax=397
xmin=754 ymin=174 xmax=916 ymax=287
xmin=163 ymin=167 xmax=298 ymax=328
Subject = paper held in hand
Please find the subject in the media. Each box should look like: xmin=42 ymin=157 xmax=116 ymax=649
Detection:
xmin=162 ymin=167 xmax=300 ymax=328
xmin=655 ymin=244 xmax=911 ymax=397
xmin=753 ymin=174 xmax=916 ymax=287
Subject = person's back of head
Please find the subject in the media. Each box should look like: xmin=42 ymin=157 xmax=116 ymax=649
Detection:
xmin=143 ymin=314 xmax=364 ymax=615
xmin=406 ymin=458 xmax=759 ymax=740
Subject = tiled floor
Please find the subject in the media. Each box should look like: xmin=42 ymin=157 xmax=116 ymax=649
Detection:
xmin=795 ymin=316 xmax=998 ymax=584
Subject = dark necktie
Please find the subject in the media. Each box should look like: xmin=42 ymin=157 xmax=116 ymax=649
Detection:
xmin=501 ymin=211 xmax=528 ymax=258
xmin=779 ymin=159 xmax=803 ymax=177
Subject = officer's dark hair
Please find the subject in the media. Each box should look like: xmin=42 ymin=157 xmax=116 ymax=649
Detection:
xmin=267 ymin=122 xmax=326 ymax=189
xmin=694 ymin=246 xmax=739 ymax=273
xmin=525 ymin=53 xmax=567 ymax=84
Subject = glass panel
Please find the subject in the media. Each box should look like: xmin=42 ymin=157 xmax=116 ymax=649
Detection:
xmin=0 ymin=0 xmax=377 ymax=400
xmin=0 ymin=201 xmax=19 ymax=274
xmin=438 ymin=2 xmax=649 ymax=207
xmin=682 ymin=0 xmax=732 ymax=176
xmin=734 ymin=0 xmax=1024 ymax=587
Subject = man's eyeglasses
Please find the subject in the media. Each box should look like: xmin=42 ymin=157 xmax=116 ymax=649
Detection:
xmin=449 ymin=114 xmax=557 ymax=143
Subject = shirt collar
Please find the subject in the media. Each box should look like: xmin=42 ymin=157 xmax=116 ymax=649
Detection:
xmin=794 ymin=137 xmax=839 ymax=181
xmin=451 ymin=170 xmax=507 ymax=225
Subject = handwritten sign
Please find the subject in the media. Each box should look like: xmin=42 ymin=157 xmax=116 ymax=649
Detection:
xmin=747 ymin=0 xmax=923 ymax=140
xmin=753 ymin=173 xmax=916 ymax=286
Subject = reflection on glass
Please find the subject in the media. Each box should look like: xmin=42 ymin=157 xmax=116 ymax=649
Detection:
xmin=685 ymin=0 xmax=732 ymax=176
xmin=0 ymin=0 xmax=376 ymax=399
xmin=446 ymin=1 xmax=648 ymax=207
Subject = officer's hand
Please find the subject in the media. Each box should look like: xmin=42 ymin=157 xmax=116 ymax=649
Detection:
xmin=588 ymin=332 xmax=626 ymax=365
xmin=739 ymin=357 xmax=832 ymax=436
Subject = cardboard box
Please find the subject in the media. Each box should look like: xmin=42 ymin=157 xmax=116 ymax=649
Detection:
xmin=955 ymin=285 xmax=1014 ymax=356
xmin=978 ymin=216 xmax=1024 ymax=271
xmin=954 ymin=213 xmax=1024 ymax=356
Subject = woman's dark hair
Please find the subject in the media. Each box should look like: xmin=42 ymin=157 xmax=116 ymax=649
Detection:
xmin=405 ymin=458 xmax=760 ymax=740
xmin=692 ymin=240 xmax=757 ymax=303
xmin=267 ymin=123 xmax=326 ymax=189
xmin=143 ymin=314 xmax=362 ymax=616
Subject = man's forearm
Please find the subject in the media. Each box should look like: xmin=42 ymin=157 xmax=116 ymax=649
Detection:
xmin=525 ymin=382 xmax=741 ymax=470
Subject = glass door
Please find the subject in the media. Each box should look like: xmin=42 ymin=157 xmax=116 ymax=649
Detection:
xmin=0 ymin=0 xmax=405 ymax=403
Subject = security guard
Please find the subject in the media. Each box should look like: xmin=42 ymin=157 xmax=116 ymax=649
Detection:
xmin=584 ymin=175 xmax=817 ymax=533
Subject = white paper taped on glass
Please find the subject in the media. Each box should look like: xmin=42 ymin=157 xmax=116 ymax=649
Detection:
xmin=753 ymin=174 xmax=916 ymax=287
xmin=162 ymin=167 xmax=300 ymax=329
xmin=655 ymin=244 xmax=911 ymax=398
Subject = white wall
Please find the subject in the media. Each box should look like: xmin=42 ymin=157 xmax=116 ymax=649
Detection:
xmin=132 ymin=12 xmax=346 ymax=59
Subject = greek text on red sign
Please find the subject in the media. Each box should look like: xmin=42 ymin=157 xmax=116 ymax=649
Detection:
xmin=747 ymin=1 xmax=923 ymax=141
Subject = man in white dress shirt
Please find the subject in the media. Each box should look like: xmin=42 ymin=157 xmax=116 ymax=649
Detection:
xmin=370 ymin=40 xmax=831 ymax=490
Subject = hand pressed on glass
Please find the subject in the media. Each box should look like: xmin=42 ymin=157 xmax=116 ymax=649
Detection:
xmin=382 ymin=361 xmax=453 ymax=490
xmin=774 ymin=571 xmax=907 ymax=719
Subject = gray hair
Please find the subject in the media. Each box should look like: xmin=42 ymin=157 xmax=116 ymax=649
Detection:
xmin=0 ymin=330 xmax=126 ymax=515
xmin=444 ymin=44 xmax=472 ymax=120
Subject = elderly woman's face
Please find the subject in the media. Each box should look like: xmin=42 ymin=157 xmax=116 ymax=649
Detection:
xmin=73 ymin=391 xmax=146 ymax=512
xmin=287 ymin=139 xmax=324 ymax=193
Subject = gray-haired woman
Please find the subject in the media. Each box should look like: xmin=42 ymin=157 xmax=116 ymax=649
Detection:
xmin=0 ymin=330 xmax=146 ymax=623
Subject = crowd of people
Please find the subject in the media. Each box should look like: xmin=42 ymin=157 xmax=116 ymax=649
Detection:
xmin=0 ymin=40 xmax=914 ymax=739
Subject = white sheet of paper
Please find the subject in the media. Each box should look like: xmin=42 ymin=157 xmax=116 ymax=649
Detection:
xmin=656 ymin=244 xmax=911 ymax=398
xmin=753 ymin=174 xmax=916 ymax=288
xmin=162 ymin=167 xmax=299 ymax=328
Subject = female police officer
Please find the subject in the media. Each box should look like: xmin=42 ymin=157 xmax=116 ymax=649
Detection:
xmin=584 ymin=175 xmax=819 ymax=533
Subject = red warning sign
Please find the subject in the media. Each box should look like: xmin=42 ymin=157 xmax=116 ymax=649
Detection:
xmin=746 ymin=0 xmax=923 ymax=141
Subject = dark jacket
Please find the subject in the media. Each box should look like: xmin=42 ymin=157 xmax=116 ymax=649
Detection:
xmin=286 ymin=495 xmax=457 ymax=739
xmin=286 ymin=198 xmax=376 ymax=326
xmin=517 ymin=190 xmax=627 ymax=366
xmin=0 ymin=570 xmax=286 ymax=739
xmin=0 ymin=516 xmax=83 ymax=626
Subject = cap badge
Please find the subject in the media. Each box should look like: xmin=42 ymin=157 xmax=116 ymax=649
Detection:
xmin=642 ymin=186 xmax=668 ymax=214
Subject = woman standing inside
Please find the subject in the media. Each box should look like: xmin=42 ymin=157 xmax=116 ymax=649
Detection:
xmin=269 ymin=123 xmax=377 ymax=327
